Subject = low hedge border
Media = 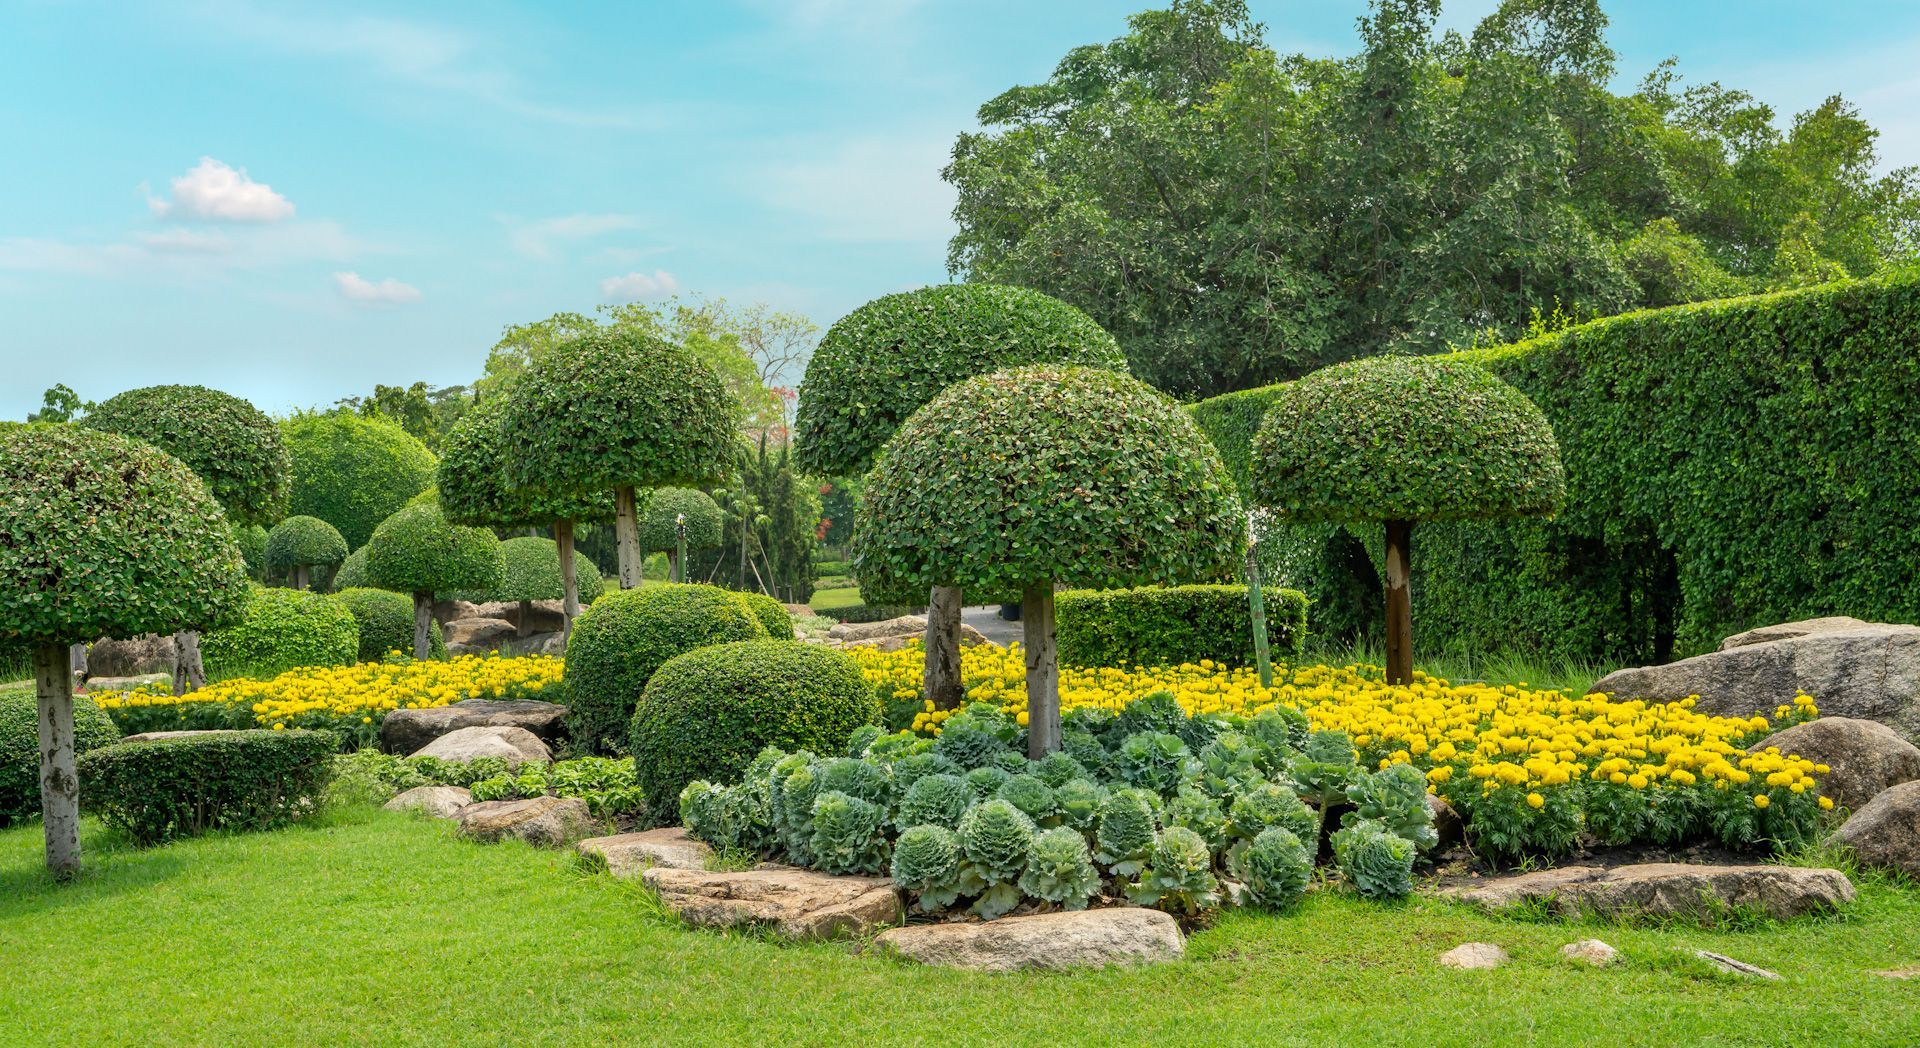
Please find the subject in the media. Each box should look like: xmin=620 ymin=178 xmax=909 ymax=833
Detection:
xmin=1055 ymin=584 xmax=1308 ymax=670
xmin=79 ymin=729 xmax=338 ymax=845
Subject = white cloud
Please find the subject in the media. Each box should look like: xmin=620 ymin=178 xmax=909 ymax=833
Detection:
xmin=506 ymin=212 xmax=645 ymax=259
xmin=334 ymin=271 xmax=422 ymax=304
xmin=147 ymin=158 xmax=295 ymax=222
xmin=599 ymin=269 xmax=679 ymax=302
xmin=0 ymin=220 xmax=365 ymax=278
xmin=753 ymin=133 xmax=957 ymax=244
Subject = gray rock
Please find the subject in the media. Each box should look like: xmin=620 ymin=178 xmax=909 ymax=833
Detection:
xmin=409 ymin=725 xmax=551 ymax=767
xmin=380 ymin=698 xmax=570 ymax=755
xmin=1427 ymin=793 xmax=1463 ymax=850
xmin=444 ymin=617 xmax=519 ymax=653
xmin=1692 ymin=950 xmax=1779 ymax=980
xmin=118 ymin=729 xmax=243 ymax=744
xmin=1589 ymin=625 xmax=1920 ymax=741
xmin=1439 ymin=943 xmax=1508 ymax=970
xmin=457 ymin=796 xmax=595 ymax=846
xmin=383 ymin=785 xmax=472 ymax=818
xmin=1721 ymin=617 xmax=1874 ymax=651
xmin=1560 ymin=939 xmax=1619 ymax=966
xmin=642 ymin=865 xmax=902 ymax=940
xmin=872 ymin=908 xmax=1183 ymax=971
xmin=86 ymin=634 xmax=176 ymax=677
xmin=577 ymin=828 xmax=714 ymax=875
xmin=1440 ymin=862 xmax=1855 ymax=921
xmin=1748 ymin=718 xmax=1920 ymax=811
xmin=497 ymin=631 xmax=565 ymax=657
xmin=83 ymin=673 xmax=173 ymax=694
xmin=1830 ymin=781 xmax=1920 ymax=876
xmin=825 ymin=615 xmax=990 ymax=647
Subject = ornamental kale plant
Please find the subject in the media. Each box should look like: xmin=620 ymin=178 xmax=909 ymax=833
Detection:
xmin=1127 ymin=826 xmax=1220 ymax=916
xmin=1018 ymin=827 xmax=1102 ymax=910
xmin=957 ymin=799 xmax=1037 ymax=919
xmin=810 ymin=791 xmax=890 ymax=876
xmin=1239 ymin=828 xmax=1314 ymax=910
xmin=1093 ymin=789 xmax=1158 ymax=877
xmin=1332 ymin=818 xmax=1416 ymax=900
xmin=1345 ymin=762 xmax=1438 ymax=852
xmin=896 ymin=773 xmax=974 ymax=831
xmin=891 ymin=824 xmax=972 ymax=912
xmin=1116 ymin=731 xmax=1194 ymax=797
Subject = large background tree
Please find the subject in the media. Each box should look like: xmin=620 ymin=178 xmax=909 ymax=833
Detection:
xmin=946 ymin=0 xmax=1920 ymax=397
xmin=281 ymin=412 xmax=436 ymax=550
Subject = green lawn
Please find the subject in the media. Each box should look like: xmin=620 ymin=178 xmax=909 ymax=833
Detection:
xmin=809 ymin=584 xmax=866 ymax=613
xmin=3 ymin=810 xmax=1917 ymax=1046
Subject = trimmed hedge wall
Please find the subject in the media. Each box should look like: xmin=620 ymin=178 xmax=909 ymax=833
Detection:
xmin=1055 ymin=584 xmax=1308 ymax=670
xmin=1191 ymin=272 xmax=1920 ymax=661
xmin=79 ymin=729 xmax=337 ymax=845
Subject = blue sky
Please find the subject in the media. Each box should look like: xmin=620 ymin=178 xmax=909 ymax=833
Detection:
xmin=4 ymin=0 xmax=1918 ymax=419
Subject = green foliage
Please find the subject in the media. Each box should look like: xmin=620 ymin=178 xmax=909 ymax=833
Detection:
xmin=1111 ymin=691 xmax=1187 ymax=740
xmin=281 ymin=412 xmax=437 ymax=549
xmin=1018 ymin=826 xmax=1102 ymax=909
xmin=201 ymin=586 xmax=359 ymax=676
xmin=1228 ymin=782 xmax=1318 ymax=847
xmin=629 ymin=639 xmax=879 ymax=819
xmin=1033 ymin=750 xmax=1088 ymax=789
xmin=771 ymin=756 xmax=823 ymax=865
xmin=334 ymin=587 xmax=444 ymax=661
xmin=962 ymin=765 xmax=1011 ymax=800
xmin=933 ymin=725 xmax=1016 ymax=772
xmin=691 ymin=439 xmax=821 ymax=603
xmin=83 ymin=384 xmax=289 ymax=526
xmin=435 ymin=397 xmax=610 ymax=529
xmin=1093 ymin=789 xmax=1158 ymax=877
xmin=1344 ymin=763 xmax=1439 ymax=852
xmin=854 ymin=366 xmax=1244 ymax=605
xmin=995 ymin=774 xmax=1058 ymax=824
xmin=887 ymin=751 xmax=959 ymax=794
xmin=956 ymin=798 xmax=1037 ymax=920
xmin=895 ymin=772 xmax=974 ymax=831
xmin=468 ymin=757 xmax=648 ymax=821
xmin=1052 ymin=777 xmax=1108 ymax=832
xmin=334 ymin=380 xmax=474 ymax=454
xmin=1291 ymin=730 xmax=1360 ymax=808
xmin=0 ymin=427 xmax=249 ymax=647
xmin=808 ymin=790 xmax=890 ymax=875
xmin=1238 ymin=827 xmax=1313 ymax=910
xmin=234 ymin=524 xmax=269 ymax=582
xmin=1196 ymin=731 xmax=1265 ymax=798
xmin=890 ymin=823 xmax=970 ymax=911
xmin=78 ymin=729 xmax=337 ymax=845
xmin=1056 ymin=584 xmax=1308 ymax=669
xmin=1164 ymin=785 xmax=1229 ymax=850
xmin=795 ymin=283 xmax=1127 ymax=477
xmin=637 ymin=487 xmax=724 ymax=553
xmin=331 ymin=546 xmax=371 ymax=591
xmin=478 ymin=536 xmax=604 ymax=605
xmin=1126 ymin=826 xmax=1219 ymax=915
xmin=1115 ymin=731 xmax=1193 ymax=798
xmin=735 ymin=590 xmax=792 ymax=640
xmin=813 ymin=755 xmax=892 ymax=807
xmin=265 ymin=515 xmax=348 ymax=573
xmin=365 ymin=502 xmax=503 ymax=599
xmin=1330 ymin=818 xmax=1416 ymax=900
xmin=0 ymin=689 xmax=119 ymax=824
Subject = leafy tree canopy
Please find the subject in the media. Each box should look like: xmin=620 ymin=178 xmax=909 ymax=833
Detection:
xmin=83 ymin=384 xmax=290 ymax=527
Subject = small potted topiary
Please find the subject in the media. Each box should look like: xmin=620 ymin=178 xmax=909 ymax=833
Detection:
xmin=264 ymin=515 xmax=348 ymax=590
xmin=0 ymin=427 xmax=250 ymax=876
xmin=636 ymin=487 xmax=723 ymax=583
xmin=855 ymin=365 xmax=1243 ymax=756
xmin=364 ymin=501 xmax=504 ymax=660
xmin=795 ymin=284 xmax=1128 ymax=710
xmin=1250 ymin=355 xmax=1565 ymax=684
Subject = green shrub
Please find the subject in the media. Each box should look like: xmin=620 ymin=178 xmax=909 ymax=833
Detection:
xmin=281 ymin=412 xmax=436 ymax=549
xmin=265 ymin=515 xmax=348 ymax=577
xmin=638 ymin=487 xmax=725 ymax=553
xmin=465 ymin=536 xmax=605 ymax=606
xmin=631 ymin=640 xmax=879 ymax=820
xmin=365 ymin=502 xmax=503 ymax=599
xmin=435 ymin=397 xmax=611 ymax=529
xmin=79 ymin=729 xmax=338 ymax=844
xmin=1055 ymin=584 xmax=1308 ymax=669
xmin=735 ymin=590 xmax=792 ymax=639
xmin=332 ymin=546 xmax=371 ymax=590
xmin=1331 ymin=817 xmax=1416 ymax=900
xmin=564 ymin=583 xmax=770 ymax=754
xmin=234 ymin=524 xmax=269 ymax=582
xmin=201 ymin=586 xmax=360 ymax=677
xmin=890 ymin=823 xmax=969 ymax=911
xmin=1238 ymin=827 xmax=1313 ymax=910
xmin=83 ymin=384 xmax=290 ymax=527
xmin=334 ymin=587 xmax=445 ymax=661
xmin=0 ymin=689 xmax=120 ymax=824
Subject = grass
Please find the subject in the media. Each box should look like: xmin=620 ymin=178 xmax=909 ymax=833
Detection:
xmin=1298 ymin=639 xmax=1612 ymax=695
xmin=3 ymin=809 xmax=1917 ymax=1046
xmin=809 ymin=585 xmax=867 ymax=613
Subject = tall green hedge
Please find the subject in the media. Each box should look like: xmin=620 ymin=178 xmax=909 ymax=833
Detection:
xmin=1191 ymin=272 xmax=1920 ymax=661
xmin=1055 ymin=584 xmax=1308 ymax=670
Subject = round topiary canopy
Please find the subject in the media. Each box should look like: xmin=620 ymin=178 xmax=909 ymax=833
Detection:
xmin=853 ymin=365 xmax=1244 ymax=605
xmin=794 ymin=283 xmax=1128 ymax=478
xmin=264 ymin=515 xmax=348 ymax=572
xmin=281 ymin=412 xmax=437 ymax=549
xmin=1249 ymin=355 xmax=1566 ymax=523
xmin=365 ymin=502 xmax=503 ymax=598
xmin=489 ymin=536 xmax=605 ymax=605
xmin=82 ymin=385 xmax=290 ymax=528
xmin=437 ymin=398 xmax=612 ymax=527
xmin=637 ymin=487 xmax=724 ymax=553
xmin=0 ymin=427 xmax=250 ymax=646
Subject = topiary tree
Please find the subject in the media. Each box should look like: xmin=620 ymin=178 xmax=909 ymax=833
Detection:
xmin=637 ymin=487 xmax=724 ymax=582
xmin=200 ymin=586 xmax=359 ymax=677
xmin=335 ymin=587 xmax=446 ymax=661
xmin=332 ymin=545 xmax=371 ymax=591
xmin=365 ymin=502 xmax=503 ymax=660
xmin=856 ymin=366 xmax=1243 ymax=756
xmin=795 ymin=283 xmax=1128 ymax=710
xmin=500 ymin=328 xmax=738 ymax=590
xmin=83 ymin=385 xmax=289 ymax=693
xmin=0 ymin=427 xmax=249 ymax=876
xmin=281 ymin=411 xmax=437 ymax=550
xmin=234 ymin=524 xmax=269 ymax=582
xmin=264 ymin=515 xmax=348 ymax=590
xmin=1250 ymin=355 xmax=1565 ymax=684
xmin=479 ymin=536 xmax=606 ymax=637
xmin=436 ymin=398 xmax=612 ymax=640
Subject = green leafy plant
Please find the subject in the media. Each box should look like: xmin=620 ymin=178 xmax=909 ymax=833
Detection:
xmin=1345 ymin=762 xmax=1439 ymax=852
xmin=1239 ymin=827 xmax=1313 ymax=910
xmin=1019 ymin=826 xmax=1103 ymax=910
xmin=83 ymin=384 xmax=289 ymax=527
xmin=1056 ymin=584 xmax=1309 ymax=669
xmin=264 ymin=515 xmax=348 ymax=588
xmin=1127 ymin=826 xmax=1220 ymax=916
xmin=962 ymin=765 xmax=1012 ymax=799
xmin=957 ymin=798 xmax=1037 ymax=919
xmin=1331 ymin=817 xmax=1416 ymax=900
xmin=895 ymin=772 xmax=973 ymax=831
xmin=995 ymin=773 xmax=1059 ymax=825
xmin=812 ymin=755 xmax=892 ymax=807
xmin=281 ymin=411 xmax=436 ymax=549
xmin=334 ymin=587 xmax=445 ymax=661
xmin=808 ymin=790 xmax=890 ymax=875
xmin=1291 ymin=730 xmax=1360 ymax=808
xmin=201 ymin=586 xmax=360 ymax=677
xmin=1164 ymin=785 xmax=1230 ymax=851
xmin=366 ymin=501 xmax=504 ymax=659
xmin=1227 ymin=782 xmax=1318 ymax=847
xmin=79 ymin=729 xmax=338 ymax=845
xmin=1052 ymin=777 xmax=1108 ymax=832
xmin=890 ymin=823 xmax=974 ymax=912
xmin=1116 ymin=731 xmax=1194 ymax=797
xmin=0 ymin=689 xmax=119 ymax=825
xmin=1093 ymin=789 xmax=1158 ymax=877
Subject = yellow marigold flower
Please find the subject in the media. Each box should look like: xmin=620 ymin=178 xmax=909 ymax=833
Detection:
xmin=1753 ymin=794 xmax=1770 ymax=809
xmin=1525 ymin=792 xmax=1545 ymax=809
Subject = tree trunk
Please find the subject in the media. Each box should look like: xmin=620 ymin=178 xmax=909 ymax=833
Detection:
xmin=171 ymin=630 xmax=205 ymax=696
xmin=517 ymin=599 xmax=532 ymax=639
xmin=1021 ymin=585 xmax=1061 ymax=758
xmin=412 ymin=592 xmax=434 ymax=662
xmin=1245 ymin=542 xmax=1274 ymax=689
xmin=1383 ymin=519 xmax=1413 ymax=686
xmin=924 ymin=585 xmax=965 ymax=711
xmin=294 ymin=564 xmax=309 ymax=591
xmin=614 ymin=485 xmax=642 ymax=590
xmin=34 ymin=643 xmax=79 ymax=880
xmin=555 ymin=519 xmax=580 ymax=647
xmin=668 ymin=547 xmax=681 ymax=584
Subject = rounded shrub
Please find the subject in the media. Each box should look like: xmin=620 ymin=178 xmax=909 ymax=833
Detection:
xmin=334 ymin=587 xmax=445 ymax=661
xmin=735 ymin=590 xmax=792 ymax=639
xmin=0 ymin=689 xmax=119 ymax=825
xmin=478 ymin=536 xmax=605 ymax=605
xmin=436 ymin=397 xmax=611 ymax=528
xmin=200 ymin=586 xmax=359 ymax=677
xmin=365 ymin=502 xmax=503 ymax=598
xmin=637 ymin=487 xmax=724 ymax=553
xmin=78 ymin=728 xmax=338 ymax=845
xmin=281 ymin=412 xmax=437 ymax=549
xmin=83 ymin=384 xmax=290 ymax=526
xmin=632 ymin=639 xmax=880 ymax=820
xmin=234 ymin=524 xmax=269 ymax=582
xmin=796 ymin=283 xmax=1128 ymax=477
xmin=265 ymin=515 xmax=348 ymax=576
xmin=332 ymin=545 xmax=371 ymax=590
xmin=562 ymin=583 xmax=770 ymax=754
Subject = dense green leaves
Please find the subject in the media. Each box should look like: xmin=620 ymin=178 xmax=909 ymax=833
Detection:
xmin=201 ymin=586 xmax=359 ymax=677
xmin=0 ymin=688 xmax=119 ymax=825
xmin=1055 ymin=583 xmax=1308 ymax=669
xmin=79 ymin=729 xmax=338 ymax=845
xmin=282 ymin=412 xmax=437 ymax=549
xmin=475 ymin=536 xmax=605 ymax=605
xmin=334 ymin=587 xmax=444 ymax=661
xmin=637 ymin=487 xmax=724 ymax=553
xmin=83 ymin=385 xmax=289 ymax=527
xmin=264 ymin=515 xmax=347 ymax=573
xmin=365 ymin=502 xmax=503 ymax=598
xmin=436 ymin=398 xmax=610 ymax=528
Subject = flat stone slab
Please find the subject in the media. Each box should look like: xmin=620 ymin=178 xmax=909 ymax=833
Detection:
xmin=384 ymin=785 xmax=472 ymax=819
xmin=1720 ymin=617 xmax=1874 ymax=651
xmin=116 ymin=729 xmax=241 ymax=744
xmin=578 ymin=827 xmax=713 ymax=875
xmin=1440 ymin=863 xmax=1854 ymax=921
xmin=872 ymin=908 xmax=1183 ymax=972
xmin=381 ymin=698 xmax=570 ymax=755
xmin=642 ymin=865 xmax=901 ymax=940
xmin=1692 ymin=950 xmax=1780 ymax=980
xmin=1439 ymin=943 xmax=1508 ymax=970
xmin=458 ymin=796 xmax=595 ymax=847
xmin=410 ymin=725 xmax=551 ymax=767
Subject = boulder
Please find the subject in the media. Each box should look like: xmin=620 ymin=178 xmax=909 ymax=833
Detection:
xmin=497 ymin=632 xmax=565 ymax=657
xmin=642 ymin=865 xmax=902 ymax=940
xmin=457 ymin=796 xmax=595 ymax=846
xmin=86 ymin=634 xmax=176 ymax=677
xmin=1692 ymin=950 xmax=1779 ymax=980
xmin=1748 ymin=718 xmax=1920 ymax=811
xmin=118 ymin=729 xmax=241 ymax=744
xmin=783 ymin=603 xmax=813 ymax=617
xmin=1439 ymin=943 xmax=1508 ymax=970
xmin=577 ymin=827 xmax=714 ymax=876
xmin=827 ymin=615 xmax=928 ymax=643
xmin=872 ymin=908 xmax=1183 ymax=972
xmin=444 ymin=617 xmax=519 ymax=654
xmin=1560 ymin=939 xmax=1618 ymax=966
xmin=432 ymin=598 xmax=483 ymax=627
xmin=1427 ymin=794 xmax=1463 ymax=850
xmin=843 ymin=635 xmax=912 ymax=654
xmin=409 ymin=725 xmax=551 ymax=767
xmin=1588 ymin=625 xmax=1920 ymax=740
xmin=380 ymin=699 xmax=570 ymax=755
xmin=1721 ymin=617 xmax=1874 ymax=651
xmin=1440 ymin=862 xmax=1854 ymax=921
xmin=384 ymin=785 xmax=472 ymax=818
xmin=83 ymin=673 xmax=173 ymax=694
xmin=1830 ymin=781 xmax=1920 ymax=876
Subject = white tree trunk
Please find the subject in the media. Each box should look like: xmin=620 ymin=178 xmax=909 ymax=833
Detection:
xmin=412 ymin=592 xmax=434 ymax=661
xmin=614 ymin=485 xmax=642 ymax=589
xmin=555 ymin=519 xmax=580 ymax=647
xmin=1021 ymin=585 xmax=1060 ymax=759
xmin=294 ymin=564 xmax=310 ymax=591
xmin=34 ymin=644 xmax=79 ymax=879
xmin=923 ymin=584 xmax=965 ymax=710
xmin=171 ymin=630 xmax=205 ymax=696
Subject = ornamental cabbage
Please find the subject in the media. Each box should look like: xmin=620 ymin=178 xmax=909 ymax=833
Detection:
xmin=1345 ymin=762 xmax=1438 ymax=852
xmin=775 ymin=761 xmax=823 ymax=865
xmin=895 ymin=772 xmax=973 ymax=831
xmin=809 ymin=790 xmax=890 ymax=875
xmin=1018 ymin=827 xmax=1102 ymax=910
xmin=814 ymin=757 xmax=892 ymax=807
xmin=888 ymin=752 xmax=961 ymax=794
xmin=1116 ymin=731 xmax=1193 ymax=797
xmin=1113 ymin=690 xmax=1188 ymax=739
xmin=1093 ymin=790 xmax=1158 ymax=877
xmin=1228 ymin=782 xmax=1319 ymax=845
xmin=890 ymin=824 xmax=976 ymax=912
xmin=1164 ymin=785 xmax=1229 ymax=851
xmin=1034 ymin=750 xmax=1089 ymax=788
xmin=1127 ymin=826 xmax=1220 ymax=916
xmin=678 ymin=780 xmax=729 ymax=846
xmin=1240 ymin=827 xmax=1313 ymax=910
xmin=1053 ymin=778 xmax=1109 ymax=832
xmin=963 ymin=765 xmax=1012 ymax=799
xmin=996 ymin=774 xmax=1059 ymax=824
xmin=1061 ymin=731 xmax=1113 ymax=779
xmin=957 ymin=799 xmax=1037 ymax=920
xmin=933 ymin=725 xmax=1013 ymax=770
xmin=1291 ymin=730 xmax=1360 ymax=806
xmin=844 ymin=724 xmax=883 ymax=758
xmin=1197 ymin=730 xmax=1267 ymax=798
xmin=1331 ymin=817 xmax=1415 ymax=900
